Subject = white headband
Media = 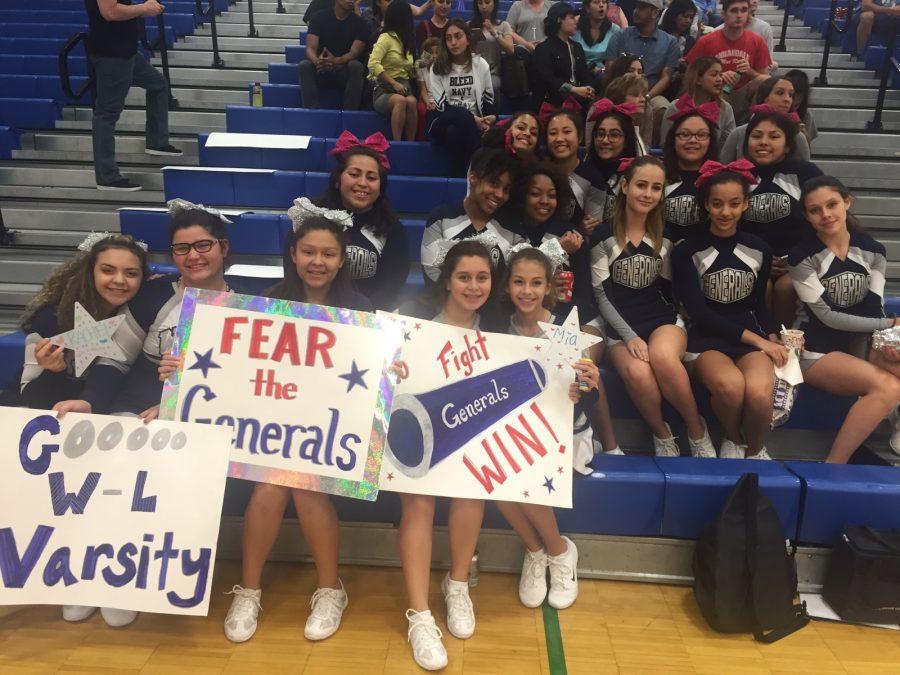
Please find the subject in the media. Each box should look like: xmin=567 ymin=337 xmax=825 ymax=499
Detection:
xmin=77 ymin=231 xmax=149 ymax=253
xmin=432 ymin=229 xmax=505 ymax=270
xmin=167 ymin=198 xmax=233 ymax=224
xmin=507 ymin=238 xmax=569 ymax=274
xmin=287 ymin=197 xmax=354 ymax=233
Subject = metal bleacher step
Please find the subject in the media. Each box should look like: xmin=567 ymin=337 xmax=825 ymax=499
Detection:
xmin=775 ymin=52 xmax=864 ymax=69
xmin=126 ymin=86 xmax=249 ymax=110
xmin=0 ymin=184 xmax=165 ymax=204
xmin=58 ymin=106 xmax=226 ymax=134
xmin=217 ymin=11 xmax=307 ymax=26
xmin=812 ymin=159 xmax=900 ymax=190
xmin=787 ymin=68 xmax=885 ymax=87
xmin=153 ymin=50 xmax=282 ymax=69
xmin=809 ymin=86 xmax=900 ymax=109
xmin=811 ymin=132 xmax=900 ymax=158
xmin=0 ymin=282 xmax=41 ymax=309
xmin=807 ymin=107 xmax=900 ymax=130
xmin=1 ymin=201 xmax=122 ymax=234
xmin=13 ymin=131 xmax=200 ymax=165
xmin=852 ymin=194 xmax=900 ymax=217
xmin=0 ymin=163 xmax=164 ymax=190
xmin=195 ymin=22 xmax=305 ymax=39
xmin=178 ymin=35 xmax=302 ymax=53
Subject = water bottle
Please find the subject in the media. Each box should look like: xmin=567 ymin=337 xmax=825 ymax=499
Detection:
xmin=468 ymin=551 xmax=480 ymax=587
xmin=252 ymin=82 xmax=263 ymax=107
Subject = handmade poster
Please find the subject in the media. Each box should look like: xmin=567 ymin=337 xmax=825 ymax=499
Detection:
xmin=378 ymin=315 xmax=575 ymax=508
xmin=0 ymin=406 xmax=231 ymax=615
xmin=160 ymin=289 xmax=403 ymax=501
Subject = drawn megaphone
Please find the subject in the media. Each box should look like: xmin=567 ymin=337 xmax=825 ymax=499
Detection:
xmin=385 ymin=358 xmax=547 ymax=478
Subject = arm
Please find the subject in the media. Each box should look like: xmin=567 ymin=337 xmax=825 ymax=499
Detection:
xmin=368 ymin=35 xmax=395 ymax=84
xmin=793 ymin=132 xmax=811 ymax=161
xmin=426 ymin=67 xmax=448 ymax=112
xmin=718 ymin=103 xmax=736 ymax=148
xmin=478 ymin=59 xmax=498 ymax=117
xmin=420 ymin=210 xmax=446 ymax=282
xmin=648 ymin=66 xmax=673 ymax=100
xmin=306 ymin=33 xmax=321 ymax=64
xmin=371 ymin=225 xmax=412 ymax=309
xmin=719 ymin=126 xmax=740 ymax=163
xmin=334 ymin=39 xmax=367 ymax=65
xmin=496 ymin=22 xmax=515 ymax=54
xmin=533 ymin=45 xmax=572 ymax=98
xmin=410 ymin=0 xmax=433 ymax=18
xmin=97 ymin=0 xmax=160 ymax=21
xmin=604 ymin=31 xmax=624 ymax=71
xmin=590 ymin=243 xmax=639 ymax=342
xmin=751 ymin=250 xmax=777 ymax=336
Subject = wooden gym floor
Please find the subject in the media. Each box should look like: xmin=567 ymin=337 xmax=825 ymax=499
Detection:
xmin=2 ymin=560 xmax=899 ymax=674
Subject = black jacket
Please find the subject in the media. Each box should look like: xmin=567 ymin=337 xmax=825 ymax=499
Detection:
xmin=531 ymin=35 xmax=590 ymax=108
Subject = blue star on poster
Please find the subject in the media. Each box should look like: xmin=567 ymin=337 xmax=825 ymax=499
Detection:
xmin=188 ymin=348 xmax=221 ymax=379
xmin=339 ymin=360 xmax=369 ymax=392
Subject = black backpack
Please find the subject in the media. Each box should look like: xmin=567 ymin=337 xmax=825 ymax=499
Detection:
xmin=693 ymin=472 xmax=810 ymax=643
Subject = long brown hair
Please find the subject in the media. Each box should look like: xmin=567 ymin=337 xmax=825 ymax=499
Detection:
xmin=22 ymin=234 xmax=149 ymax=331
xmin=682 ymin=56 xmax=725 ymax=110
xmin=432 ymin=18 xmax=472 ymax=75
xmin=506 ymin=247 xmax=557 ymax=311
xmin=612 ymin=156 xmax=667 ymax=255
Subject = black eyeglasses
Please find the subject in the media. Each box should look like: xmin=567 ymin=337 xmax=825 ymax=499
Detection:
xmin=170 ymin=239 xmax=223 ymax=256
xmin=595 ymin=129 xmax=625 ymax=140
xmin=675 ymin=130 xmax=712 ymax=141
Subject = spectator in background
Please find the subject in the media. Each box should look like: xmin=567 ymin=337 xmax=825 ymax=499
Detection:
xmin=304 ymin=0 xmax=333 ymax=23
xmin=606 ymin=0 xmax=630 ymax=28
xmin=507 ymin=0 xmax=556 ymax=53
xmin=532 ymin=3 xmax=595 ymax=109
xmin=604 ymin=72 xmax=652 ymax=154
xmin=857 ymin=0 xmax=900 ymax=58
xmin=602 ymin=52 xmax=644 ymax=92
xmin=572 ymin=0 xmax=622 ymax=84
xmin=659 ymin=0 xmax=698 ymax=57
xmin=685 ymin=0 xmax=771 ymax=124
xmin=784 ymin=69 xmax=818 ymax=145
xmin=369 ymin=0 xmax=419 ymax=140
xmin=693 ymin=0 xmax=722 ymax=28
xmin=301 ymin=0 xmax=370 ymax=109
xmin=416 ymin=0 xmax=452 ymax=51
xmin=470 ymin=0 xmax=516 ymax=92
xmin=359 ymin=0 xmax=434 ymax=36
xmin=660 ymin=56 xmax=735 ymax=147
xmin=715 ymin=0 xmax=774 ymax=55
xmin=86 ymin=0 xmax=183 ymax=191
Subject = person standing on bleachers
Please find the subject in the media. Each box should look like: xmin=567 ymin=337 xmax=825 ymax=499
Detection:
xmin=300 ymin=0 xmax=370 ymax=110
xmin=86 ymin=0 xmax=183 ymax=191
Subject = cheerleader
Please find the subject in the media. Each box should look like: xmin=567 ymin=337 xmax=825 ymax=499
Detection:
xmin=672 ymin=161 xmax=788 ymax=460
xmin=498 ymin=246 xmax=600 ymax=609
xmin=420 ymin=148 xmax=525 ymax=284
xmin=17 ymin=233 xmax=146 ymax=414
xmin=224 ymin=202 xmax=373 ymax=644
xmin=789 ymin=176 xmax=900 ymax=463
xmin=661 ymin=102 xmax=720 ymax=243
xmin=591 ymin=156 xmax=716 ymax=457
xmin=395 ymin=240 xmax=499 ymax=671
xmin=482 ymin=110 xmax=541 ymax=158
xmin=741 ymin=110 xmax=823 ymax=325
xmin=313 ymin=130 xmax=411 ymax=310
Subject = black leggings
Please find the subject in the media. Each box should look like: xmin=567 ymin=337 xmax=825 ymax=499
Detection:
xmin=427 ymin=106 xmax=482 ymax=177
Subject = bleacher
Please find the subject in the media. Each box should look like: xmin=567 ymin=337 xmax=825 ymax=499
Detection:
xmin=0 ymin=0 xmax=898 ymax=571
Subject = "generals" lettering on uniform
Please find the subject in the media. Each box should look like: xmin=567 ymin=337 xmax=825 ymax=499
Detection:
xmin=702 ymin=268 xmax=755 ymax=303
xmin=746 ymin=193 xmax=791 ymax=223
xmin=823 ymin=271 xmax=868 ymax=308
xmin=611 ymin=254 xmax=662 ymax=289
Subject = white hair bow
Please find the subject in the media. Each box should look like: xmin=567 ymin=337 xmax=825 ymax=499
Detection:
xmin=77 ymin=232 xmax=149 ymax=253
xmin=507 ymin=237 xmax=570 ymax=274
xmin=167 ymin=198 xmax=233 ymax=224
xmin=287 ymin=197 xmax=354 ymax=233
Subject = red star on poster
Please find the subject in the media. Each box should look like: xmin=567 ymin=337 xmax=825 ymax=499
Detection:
xmin=557 ymin=466 xmax=564 ymax=474
xmin=414 ymin=323 xmax=422 ymax=330
xmin=387 ymin=473 xmax=394 ymax=481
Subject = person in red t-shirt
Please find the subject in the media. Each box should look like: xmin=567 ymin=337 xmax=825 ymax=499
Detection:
xmin=685 ymin=0 xmax=771 ymax=124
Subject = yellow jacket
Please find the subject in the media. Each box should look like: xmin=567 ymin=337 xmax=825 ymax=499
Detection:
xmin=368 ymin=31 xmax=416 ymax=81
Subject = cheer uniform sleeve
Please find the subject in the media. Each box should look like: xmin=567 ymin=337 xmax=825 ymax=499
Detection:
xmin=370 ymin=223 xmax=411 ymax=310
xmin=590 ymin=239 xmax=639 ymax=342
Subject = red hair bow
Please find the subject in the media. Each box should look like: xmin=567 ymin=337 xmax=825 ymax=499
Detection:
xmin=494 ymin=117 xmax=518 ymax=156
xmin=669 ymin=94 xmax=720 ymax=125
xmin=329 ymin=130 xmax=391 ymax=168
xmin=695 ymin=158 xmax=758 ymax=189
xmin=749 ymin=103 xmax=801 ymax=124
xmin=586 ymin=98 xmax=639 ymax=123
xmin=617 ymin=157 xmax=635 ymax=174
xmin=538 ymin=96 xmax=583 ymax=128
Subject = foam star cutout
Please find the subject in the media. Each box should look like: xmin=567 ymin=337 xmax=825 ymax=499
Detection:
xmin=338 ymin=360 xmax=369 ymax=392
xmin=537 ymin=306 xmax=603 ymax=367
xmin=49 ymin=302 xmax=127 ymax=377
xmin=542 ymin=476 xmax=556 ymax=494
xmin=188 ymin=348 xmax=220 ymax=379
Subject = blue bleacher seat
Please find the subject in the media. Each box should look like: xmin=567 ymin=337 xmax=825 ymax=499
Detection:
xmin=0 ymin=331 xmax=25 ymax=393
xmin=0 ymin=97 xmax=60 ymax=128
xmin=269 ymin=61 xmax=298 ymax=85
xmin=282 ymin=108 xmax=344 ymax=136
xmin=655 ymin=457 xmax=802 ymax=540
xmin=0 ymin=55 xmax=86 ymax=77
xmin=261 ymin=83 xmax=301 ymax=108
xmin=786 ymin=462 xmax=900 ymax=545
xmin=0 ymin=124 xmax=19 ymax=158
xmin=0 ymin=10 xmax=196 ymax=37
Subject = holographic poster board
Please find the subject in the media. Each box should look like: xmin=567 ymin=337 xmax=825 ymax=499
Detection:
xmin=160 ymin=289 xmax=403 ymax=501
xmin=378 ymin=314 xmax=574 ymax=508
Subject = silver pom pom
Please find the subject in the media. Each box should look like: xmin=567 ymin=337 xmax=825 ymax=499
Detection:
xmin=287 ymin=196 xmax=354 ymax=232
xmin=167 ymin=198 xmax=233 ymax=224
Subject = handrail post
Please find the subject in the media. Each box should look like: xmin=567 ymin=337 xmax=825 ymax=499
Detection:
xmin=247 ymin=0 xmax=259 ymax=37
xmin=814 ymin=0 xmax=838 ymax=86
xmin=207 ymin=0 xmax=226 ymax=67
xmin=155 ymin=14 xmax=179 ymax=109
xmin=276 ymin=0 xmax=286 ymax=14
xmin=775 ymin=0 xmax=797 ymax=53
xmin=867 ymin=20 xmax=898 ymax=131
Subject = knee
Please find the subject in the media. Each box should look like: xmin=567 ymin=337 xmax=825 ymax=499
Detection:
xmin=648 ymin=348 xmax=680 ymax=374
xmin=402 ymin=494 xmax=435 ymax=520
xmin=346 ymin=60 xmax=365 ymax=77
xmin=707 ymin=373 xmax=744 ymax=404
xmin=860 ymin=11 xmax=874 ymax=26
xmin=299 ymin=60 xmax=315 ymax=75
xmin=251 ymin=483 xmax=290 ymax=507
xmin=623 ymin=360 xmax=656 ymax=390
xmin=744 ymin=379 xmax=773 ymax=409
xmin=405 ymin=96 xmax=417 ymax=110
xmin=873 ymin=371 xmax=900 ymax=404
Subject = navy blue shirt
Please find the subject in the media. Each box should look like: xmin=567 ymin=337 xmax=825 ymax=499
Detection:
xmin=664 ymin=169 xmax=703 ymax=244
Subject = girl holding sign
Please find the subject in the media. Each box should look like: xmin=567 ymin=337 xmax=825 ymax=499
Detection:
xmin=394 ymin=240 xmax=498 ymax=671
xmin=501 ymin=246 xmax=600 ymax=610
xmin=224 ymin=203 xmax=373 ymax=644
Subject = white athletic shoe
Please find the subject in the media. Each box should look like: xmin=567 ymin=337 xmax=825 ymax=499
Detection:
xmin=441 ymin=574 xmax=475 ymax=639
xmin=689 ymin=419 xmax=717 ymax=458
xmin=406 ymin=609 xmax=448 ymax=671
xmin=889 ymin=406 xmax=900 ymax=455
xmin=304 ymin=583 xmax=348 ymax=641
xmin=719 ymin=439 xmax=746 ymax=459
xmin=653 ymin=424 xmax=680 ymax=457
xmin=747 ymin=447 xmax=773 ymax=461
xmin=547 ymin=537 xmax=579 ymax=610
xmin=62 ymin=605 xmax=96 ymax=622
xmin=100 ymin=608 xmax=137 ymax=627
xmin=518 ymin=548 xmax=548 ymax=608
xmin=223 ymin=585 xmax=262 ymax=643
xmin=605 ymin=446 xmax=626 ymax=455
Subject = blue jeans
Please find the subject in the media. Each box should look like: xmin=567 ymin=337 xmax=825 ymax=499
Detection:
xmin=91 ymin=53 xmax=169 ymax=184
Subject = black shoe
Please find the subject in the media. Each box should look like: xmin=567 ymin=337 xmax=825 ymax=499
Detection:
xmin=97 ymin=178 xmax=143 ymax=192
xmin=145 ymin=144 xmax=183 ymax=156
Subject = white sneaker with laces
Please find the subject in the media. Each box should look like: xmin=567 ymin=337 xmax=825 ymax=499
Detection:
xmin=304 ymin=583 xmax=348 ymax=641
xmin=518 ymin=548 xmax=548 ymax=608
xmin=605 ymin=446 xmax=626 ymax=455
xmin=441 ymin=574 xmax=475 ymax=639
xmin=653 ymin=424 xmax=680 ymax=457
xmin=889 ymin=406 xmax=900 ymax=455
xmin=62 ymin=605 xmax=96 ymax=622
xmin=547 ymin=537 xmax=579 ymax=609
xmin=100 ymin=607 xmax=137 ymax=627
xmin=747 ymin=447 xmax=773 ymax=461
xmin=719 ymin=439 xmax=746 ymax=459
xmin=689 ymin=419 xmax=717 ymax=458
xmin=223 ymin=585 xmax=262 ymax=643
xmin=406 ymin=609 xmax=448 ymax=671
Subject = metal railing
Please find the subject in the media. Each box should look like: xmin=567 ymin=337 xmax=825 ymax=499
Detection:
xmin=276 ymin=0 xmax=286 ymax=14
xmin=58 ymin=31 xmax=95 ymax=102
xmin=815 ymin=0 xmax=856 ymax=86
xmin=775 ymin=0 xmax=804 ymax=53
xmin=195 ymin=0 xmax=225 ymax=67
xmin=139 ymin=14 xmax=179 ymax=108
xmin=867 ymin=18 xmax=899 ymax=131
xmin=247 ymin=0 xmax=259 ymax=37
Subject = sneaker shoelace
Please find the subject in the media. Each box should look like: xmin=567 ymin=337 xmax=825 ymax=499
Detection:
xmin=445 ymin=586 xmax=474 ymax=616
xmin=406 ymin=609 xmax=444 ymax=646
xmin=309 ymin=588 xmax=344 ymax=620
xmin=658 ymin=434 xmax=679 ymax=453
xmin=522 ymin=553 xmax=546 ymax=588
xmin=548 ymin=555 xmax=574 ymax=589
xmin=225 ymin=585 xmax=261 ymax=615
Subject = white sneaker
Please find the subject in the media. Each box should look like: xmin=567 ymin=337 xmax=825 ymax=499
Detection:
xmin=406 ymin=609 xmax=448 ymax=671
xmin=719 ymin=439 xmax=746 ymax=459
xmin=747 ymin=447 xmax=773 ymax=461
xmin=604 ymin=446 xmax=626 ymax=455
xmin=889 ymin=406 xmax=900 ymax=455
xmin=653 ymin=424 xmax=680 ymax=457
xmin=689 ymin=419 xmax=717 ymax=458
xmin=100 ymin=607 xmax=137 ymax=627
xmin=547 ymin=537 xmax=579 ymax=610
xmin=62 ymin=605 xmax=96 ymax=622
xmin=441 ymin=574 xmax=475 ymax=639
xmin=304 ymin=583 xmax=348 ymax=641
xmin=518 ymin=548 xmax=548 ymax=608
xmin=224 ymin=585 xmax=262 ymax=643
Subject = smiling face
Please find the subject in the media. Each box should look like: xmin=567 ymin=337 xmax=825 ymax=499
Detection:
xmin=508 ymin=259 xmax=551 ymax=315
xmin=434 ymin=0 xmax=452 ymax=18
xmin=747 ymin=120 xmax=788 ymax=165
xmin=171 ymin=224 xmax=228 ymax=288
xmin=698 ymin=61 xmax=724 ymax=97
xmin=804 ymin=186 xmax=852 ymax=238
xmin=445 ymin=255 xmax=492 ymax=314
xmin=339 ymin=154 xmax=381 ymax=213
xmin=706 ymin=180 xmax=748 ymax=236
xmin=623 ymin=164 xmax=665 ymax=216
xmin=509 ymin=114 xmax=539 ymax=153
xmin=291 ymin=228 xmax=344 ymax=293
xmin=524 ymin=174 xmax=558 ymax=225
xmin=593 ymin=117 xmax=626 ymax=160
xmin=469 ymin=170 xmax=512 ymax=216
xmin=765 ymin=79 xmax=795 ymax=115
xmin=674 ymin=116 xmax=711 ymax=169
xmin=93 ymin=248 xmax=143 ymax=310
xmin=445 ymin=24 xmax=468 ymax=57
xmin=546 ymin=115 xmax=580 ymax=162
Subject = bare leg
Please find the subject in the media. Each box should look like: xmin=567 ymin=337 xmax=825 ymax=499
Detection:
xmin=609 ymin=342 xmax=670 ymax=439
xmin=398 ymin=493 xmax=435 ymax=612
xmin=694 ymin=350 xmax=746 ymax=443
xmin=241 ymin=483 xmax=291 ymax=588
xmin=404 ymin=95 xmax=418 ymax=141
xmin=291 ymin=489 xmax=340 ymax=589
xmin=648 ymin=324 xmax=704 ymax=439
xmin=448 ymin=498 xmax=484 ymax=582
xmin=772 ymin=274 xmax=798 ymax=328
xmin=857 ymin=11 xmax=875 ymax=55
xmin=520 ymin=504 xmax=566 ymax=556
xmin=735 ymin=351 xmax=775 ymax=454
xmin=806 ymin=352 xmax=900 ymax=463
xmin=388 ymin=94 xmax=406 ymax=141
xmin=495 ymin=502 xmax=542 ymax=552
xmin=585 ymin=325 xmax=618 ymax=451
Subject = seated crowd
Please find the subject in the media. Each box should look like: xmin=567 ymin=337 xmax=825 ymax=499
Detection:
xmin=3 ymin=0 xmax=899 ymax=671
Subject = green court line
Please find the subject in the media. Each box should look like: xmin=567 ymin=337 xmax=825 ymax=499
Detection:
xmin=542 ymin=601 xmax=567 ymax=675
